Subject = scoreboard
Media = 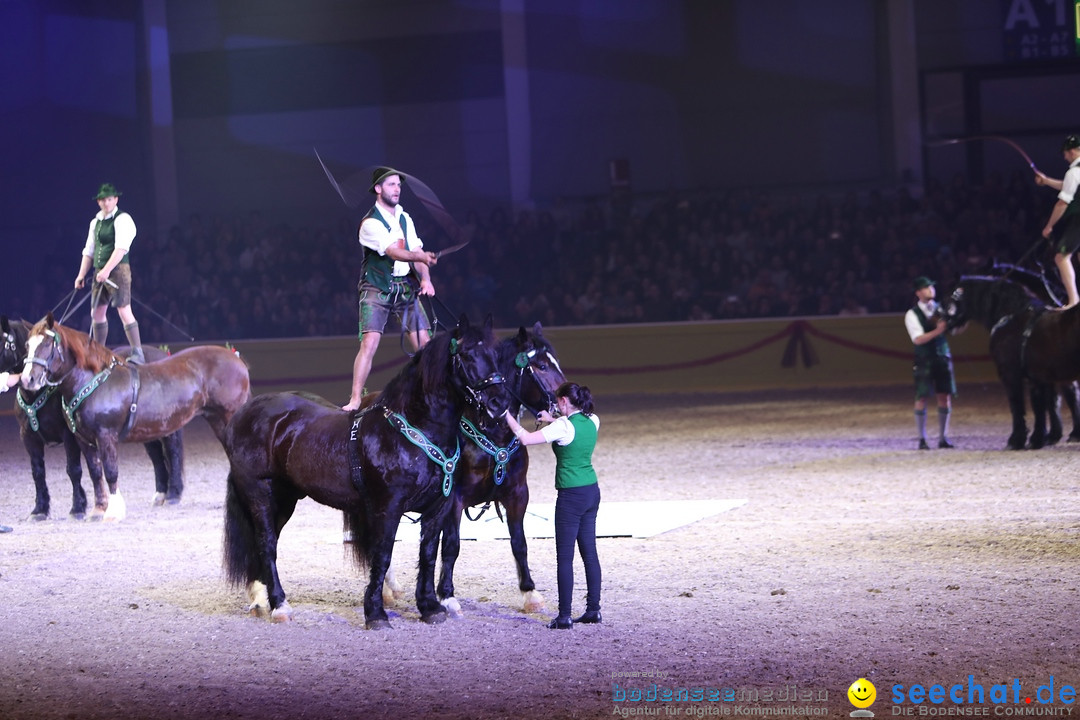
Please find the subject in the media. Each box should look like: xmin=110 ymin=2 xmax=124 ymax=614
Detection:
xmin=1002 ymin=0 xmax=1080 ymax=60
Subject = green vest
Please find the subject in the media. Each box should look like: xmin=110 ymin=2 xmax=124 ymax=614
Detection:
xmin=360 ymin=207 xmax=410 ymax=293
xmin=93 ymin=213 xmax=130 ymax=270
xmin=552 ymin=413 xmax=599 ymax=489
xmin=912 ymin=303 xmax=950 ymax=362
xmin=1064 ymin=165 xmax=1080 ymax=222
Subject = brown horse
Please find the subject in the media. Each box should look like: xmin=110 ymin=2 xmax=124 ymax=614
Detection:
xmin=21 ymin=314 xmax=251 ymax=518
xmin=1 ymin=316 xmax=183 ymax=520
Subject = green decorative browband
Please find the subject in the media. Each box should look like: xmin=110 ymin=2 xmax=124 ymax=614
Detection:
xmin=62 ymin=359 xmax=117 ymax=434
xmin=459 ymin=417 xmax=520 ymax=486
xmin=17 ymin=385 xmax=57 ymax=432
xmin=383 ymin=407 xmax=460 ymax=497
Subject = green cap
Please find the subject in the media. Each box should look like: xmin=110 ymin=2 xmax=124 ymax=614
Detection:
xmin=912 ymin=276 xmax=935 ymax=291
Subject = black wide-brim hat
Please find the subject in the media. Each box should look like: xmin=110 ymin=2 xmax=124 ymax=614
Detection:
xmin=912 ymin=276 xmax=935 ymax=291
xmin=369 ymin=167 xmax=403 ymax=194
xmin=94 ymin=182 xmax=122 ymax=200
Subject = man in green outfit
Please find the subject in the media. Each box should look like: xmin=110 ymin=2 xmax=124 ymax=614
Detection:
xmin=74 ymin=183 xmax=145 ymax=363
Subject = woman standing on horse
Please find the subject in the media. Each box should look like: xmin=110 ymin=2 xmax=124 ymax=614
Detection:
xmin=505 ymin=382 xmax=602 ymax=629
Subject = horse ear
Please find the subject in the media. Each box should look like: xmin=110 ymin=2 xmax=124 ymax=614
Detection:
xmin=0 ymin=316 xmax=8 ymax=334
xmin=457 ymin=313 xmax=470 ymax=330
xmin=532 ymin=321 xmax=543 ymax=337
xmin=45 ymin=312 xmax=55 ymax=329
xmin=516 ymin=326 xmax=528 ymax=344
xmin=483 ymin=314 xmax=494 ymax=333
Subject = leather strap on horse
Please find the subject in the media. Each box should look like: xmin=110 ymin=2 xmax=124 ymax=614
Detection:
xmin=16 ymin=386 xmax=57 ymax=433
xmin=1019 ymin=307 xmax=1046 ymax=377
xmin=347 ymin=404 xmax=379 ymax=494
xmin=383 ymin=406 xmax=460 ymax=497
xmin=459 ymin=417 xmax=520 ymax=486
xmin=62 ymin=357 xmax=117 ymax=435
xmin=120 ymin=364 xmax=141 ymax=440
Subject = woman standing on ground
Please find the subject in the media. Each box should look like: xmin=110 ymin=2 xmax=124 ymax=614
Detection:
xmin=505 ymin=382 xmax=602 ymax=629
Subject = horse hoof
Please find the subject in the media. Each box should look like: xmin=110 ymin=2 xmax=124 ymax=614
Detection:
xmin=1068 ymin=434 xmax=1080 ymax=443
xmin=365 ymin=618 xmax=393 ymax=630
xmin=421 ymin=608 xmax=447 ymax=625
xmin=440 ymin=597 xmax=463 ymax=618
xmin=89 ymin=509 xmax=106 ymax=521
xmin=522 ymin=591 xmax=546 ymax=613
xmin=29 ymin=513 xmax=48 ymax=522
xmin=68 ymin=512 xmax=84 ymax=522
xmin=270 ymin=602 xmax=293 ymax=623
xmin=152 ymin=492 xmax=166 ymax=507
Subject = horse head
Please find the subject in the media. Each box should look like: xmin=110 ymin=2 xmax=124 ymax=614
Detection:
xmin=0 ymin=316 xmax=25 ymax=374
xmin=503 ymin=321 xmax=566 ymax=418
xmin=23 ymin=313 xmax=114 ymax=392
xmin=22 ymin=313 xmax=69 ymax=391
xmin=446 ymin=314 xmax=511 ymax=419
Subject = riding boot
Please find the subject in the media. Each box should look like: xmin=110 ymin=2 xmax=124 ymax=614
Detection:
xmin=91 ymin=321 xmax=109 ymax=347
xmin=124 ymin=322 xmax=145 ymax=364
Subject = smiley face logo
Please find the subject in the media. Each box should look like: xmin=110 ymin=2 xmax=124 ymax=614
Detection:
xmin=848 ymin=678 xmax=876 ymax=709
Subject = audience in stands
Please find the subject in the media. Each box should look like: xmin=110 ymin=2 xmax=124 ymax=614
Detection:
xmin=10 ymin=170 xmax=1055 ymax=343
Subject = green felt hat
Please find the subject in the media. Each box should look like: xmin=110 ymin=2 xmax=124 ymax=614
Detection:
xmin=912 ymin=276 xmax=935 ymax=291
xmin=94 ymin=183 xmax=121 ymax=200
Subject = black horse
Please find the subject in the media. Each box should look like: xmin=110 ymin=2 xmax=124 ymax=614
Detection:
xmin=221 ymin=316 xmax=512 ymax=628
xmin=435 ymin=322 xmax=566 ymax=616
xmin=943 ymin=276 xmax=1080 ymax=449
xmin=0 ymin=316 xmax=183 ymax=520
xmin=985 ymin=262 xmax=1080 ymax=444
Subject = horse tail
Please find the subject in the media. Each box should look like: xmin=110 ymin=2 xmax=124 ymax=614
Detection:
xmin=342 ymin=509 xmax=371 ymax=571
xmin=222 ymin=470 xmax=260 ymax=587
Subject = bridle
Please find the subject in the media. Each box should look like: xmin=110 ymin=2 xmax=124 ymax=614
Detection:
xmin=0 ymin=329 xmax=21 ymax=374
xmin=511 ymin=346 xmax=563 ymax=418
xmin=450 ymin=337 xmax=505 ymax=417
xmin=25 ymin=330 xmax=68 ymax=388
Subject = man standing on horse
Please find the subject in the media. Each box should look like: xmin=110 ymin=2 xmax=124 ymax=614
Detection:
xmin=905 ymin=276 xmax=956 ymax=450
xmin=73 ymin=183 xmax=145 ymax=364
xmin=342 ymin=167 xmax=438 ymax=412
xmin=1036 ymin=135 xmax=1080 ymax=309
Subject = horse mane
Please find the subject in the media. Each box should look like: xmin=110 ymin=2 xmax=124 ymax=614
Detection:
xmin=30 ymin=318 xmax=116 ymax=374
xmin=379 ymin=328 xmax=457 ymax=412
xmin=986 ymin=262 xmax=1064 ymax=306
xmin=960 ymin=274 xmax=1046 ymax=322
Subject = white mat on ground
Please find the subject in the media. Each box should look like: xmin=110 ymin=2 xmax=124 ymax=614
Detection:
xmin=390 ymin=499 xmax=747 ymax=541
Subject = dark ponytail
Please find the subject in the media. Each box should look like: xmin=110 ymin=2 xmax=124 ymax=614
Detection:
xmin=556 ymin=382 xmax=594 ymax=415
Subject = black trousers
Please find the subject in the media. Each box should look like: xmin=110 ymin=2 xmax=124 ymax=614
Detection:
xmin=554 ymin=483 xmax=602 ymax=617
